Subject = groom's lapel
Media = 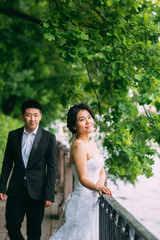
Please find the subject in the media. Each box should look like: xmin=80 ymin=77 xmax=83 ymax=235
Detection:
xmin=28 ymin=127 xmax=42 ymax=164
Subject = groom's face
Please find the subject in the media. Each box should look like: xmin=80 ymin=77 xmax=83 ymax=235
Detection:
xmin=21 ymin=108 xmax=42 ymax=133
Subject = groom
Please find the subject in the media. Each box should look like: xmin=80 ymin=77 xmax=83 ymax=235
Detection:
xmin=0 ymin=99 xmax=57 ymax=240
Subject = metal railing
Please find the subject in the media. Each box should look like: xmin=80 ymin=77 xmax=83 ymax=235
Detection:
xmin=99 ymin=194 xmax=158 ymax=240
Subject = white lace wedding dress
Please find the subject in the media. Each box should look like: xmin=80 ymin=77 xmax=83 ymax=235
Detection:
xmin=49 ymin=155 xmax=104 ymax=240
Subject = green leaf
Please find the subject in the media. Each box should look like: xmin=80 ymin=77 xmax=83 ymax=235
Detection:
xmin=43 ymin=32 xmax=55 ymax=41
xmin=79 ymin=32 xmax=89 ymax=40
xmin=135 ymin=73 xmax=143 ymax=81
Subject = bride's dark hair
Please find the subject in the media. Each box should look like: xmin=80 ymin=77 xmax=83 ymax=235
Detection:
xmin=67 ymin=104 xmax=95 ymax=137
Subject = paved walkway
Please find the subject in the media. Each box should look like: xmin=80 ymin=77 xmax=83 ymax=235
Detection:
xmin=0 ymin=192 xmax=65 ymax=240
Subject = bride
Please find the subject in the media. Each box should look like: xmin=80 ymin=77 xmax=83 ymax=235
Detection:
xmin=50 ymin=103 xmax=112 ymax=240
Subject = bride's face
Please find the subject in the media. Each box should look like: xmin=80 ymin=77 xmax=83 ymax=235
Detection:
xmin=73 ymin=110 xmax=94 ymax=135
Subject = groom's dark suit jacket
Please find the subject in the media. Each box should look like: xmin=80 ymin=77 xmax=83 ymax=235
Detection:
xmin=0 ymin=126 xmax=57 ymax=201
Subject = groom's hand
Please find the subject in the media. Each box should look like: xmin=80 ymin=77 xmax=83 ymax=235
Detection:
xmin=45 ymin=200 xmax=52 ymax=207
xmin=0 ymin=193 xmax=7 ymax=202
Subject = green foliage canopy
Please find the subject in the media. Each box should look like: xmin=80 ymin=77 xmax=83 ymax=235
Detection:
xmin=0 ymin=0 xmax=70 ymax=126
xmin=44 ymin=0 xmax=160 ymax=183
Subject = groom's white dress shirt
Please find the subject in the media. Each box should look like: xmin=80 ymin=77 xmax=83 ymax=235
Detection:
xmin=22 ymin=126 xmax=39 ymax=168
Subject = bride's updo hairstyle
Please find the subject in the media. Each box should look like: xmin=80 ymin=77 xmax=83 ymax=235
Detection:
xmin=67 ymin=104 xmax=95 ymax=137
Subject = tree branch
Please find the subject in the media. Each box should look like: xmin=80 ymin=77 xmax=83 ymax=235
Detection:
xmin=0 ymin=6 xmax=41 ymax=25
xmin=86 ymin=63 xmax=102 ymax=115
xmin=143 ymin=105 xmax=151 ymax=119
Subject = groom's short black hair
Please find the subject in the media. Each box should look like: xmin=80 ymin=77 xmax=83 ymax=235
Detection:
xmin=21 ymin=99 xmax=42 ymax=114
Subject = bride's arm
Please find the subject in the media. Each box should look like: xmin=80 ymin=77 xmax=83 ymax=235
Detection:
xmin=71 ymin=143 xmax=111 ymax=195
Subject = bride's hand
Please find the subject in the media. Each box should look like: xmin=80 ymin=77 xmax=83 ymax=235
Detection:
xmin=96 ymin=185 xmax=112 ymax=196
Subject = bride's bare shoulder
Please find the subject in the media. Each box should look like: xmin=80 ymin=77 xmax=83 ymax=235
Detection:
xmin=70 ymin=140 xmax=87 ymax=163
xmin=71 ymin=139 xmax=86 ymax=152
